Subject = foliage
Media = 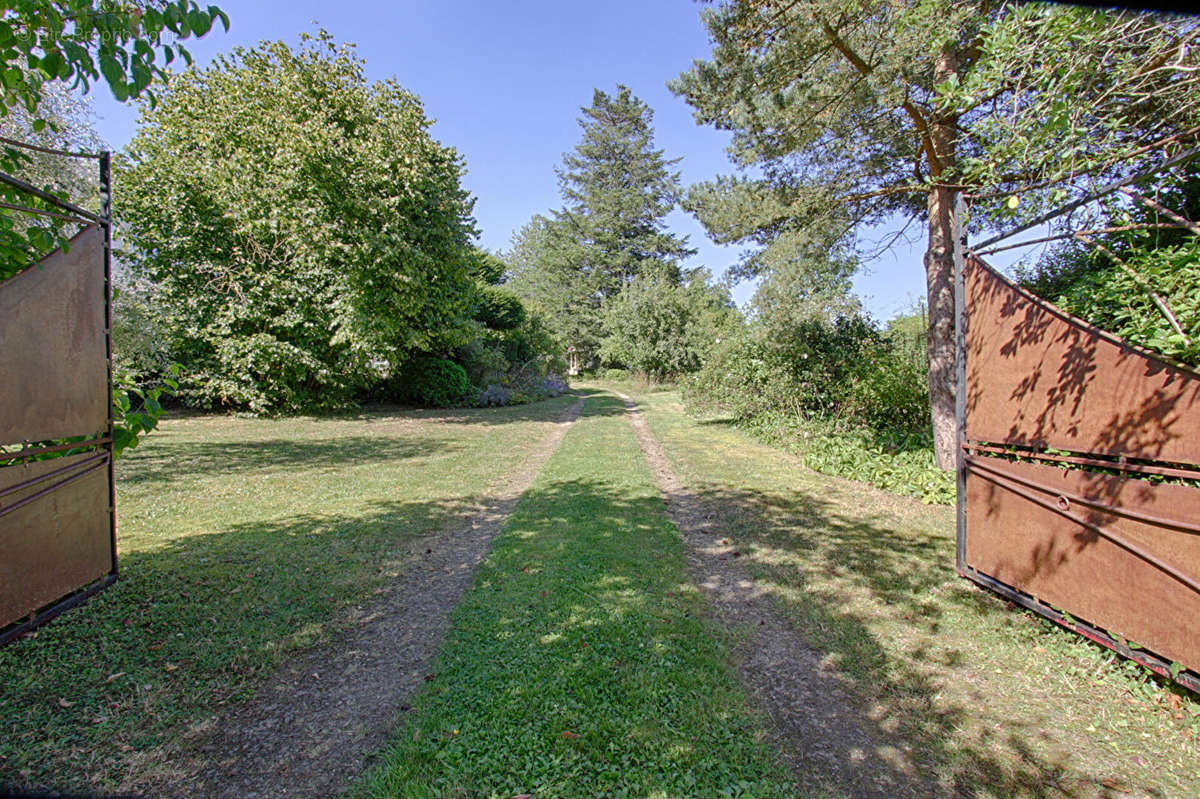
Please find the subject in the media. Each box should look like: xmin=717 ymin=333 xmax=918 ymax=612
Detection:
xmin=120 ymin=32 xmax=478 ymax=413
xmin=473 ymin=283 xmax=525 ymax=331
xmin=555 ymin=86 xmax=694 ymax=296
xmin=449 ymin=248 xmax=560 ymax=396
xmin=1016 ymin=162 xmax=1200 ymax=369
xmin=944 ymin=6 xmax=1200 ymax=224
xmin=506 ymin=86 xmax=693 ymax=361
xmin=748 ymin=248 xmax=861 ymax=326
xmin=844 ymin=340 xmax=931 ymax=435
xmin=539 ymin=374 xmax=568 ymax=396
xmin=110 ymin=263 xmax=173 ymax=379
xmin=0 ymin=75 xmax=102 ymax=196
xmin=598 ymin=268 xmax=739 ymax=381
xmin=602 ymin=367 xmax=629 ymax=381
xmin=504 ymin=214 xmax=602 ymax=357
xmin=1022 ymin=242 xmax=1200 ymax=368
xmin=402 ymin=357 xmax=470 ymax=408
xmin=0 ymin=2 xmax=228 ymax=282
xmin=110 ymin=363 xmax=176 ymax=456
xmin=684 ymin=287 xmax=937 ymax=499
xmin=0 ymin=73 xmax=104 ymax=281
xmin=741 ymin=412 xmax=954 ymax=505
xmin=0 ymin=1 xmax=228 ymax=113
xmin=673 ymin=0 xmax=1200 ymax=468
xmin=476 ymin=383 xmax=513 ymax=407
xmin=684 ymin=312 xmax=884 ymax=422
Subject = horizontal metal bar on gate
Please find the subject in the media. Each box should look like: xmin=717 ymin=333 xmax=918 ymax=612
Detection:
xmin=0 ymin=457 xmax=108 ymax=519
xmin=0 ymin=574 xmax=117 ymax=647
xmin=0 ymin=135 xmax=104 ymax=160
xmin=965 ymin=457 xmax=1200 ymax=595
xmin=962 ymin=567 xmax=1200 ymax=695
xmin=964 ymin=442 xmax=1200 ymax=482
xmin=965 ymin=454 xmax=1200 ymax=535
xmin=0 ymin=170 xmax=104 ymax=224
xmin=0 ymin=436 xmax=111 ymax=461
xmin=0 ymin=451 xmax=109 ymax=501
xmin=0 ymin=199 xmax=95 ymax=225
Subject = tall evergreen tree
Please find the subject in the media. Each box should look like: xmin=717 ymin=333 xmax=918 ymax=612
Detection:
xmin=556 ymin=85 xmax=695 ymax=296
xmin=508 ymin=86 xmax=694 ymax=362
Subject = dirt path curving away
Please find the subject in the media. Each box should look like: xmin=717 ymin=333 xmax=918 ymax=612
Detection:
xmin=614 ymin=391 xmax=934 ymax=799
xmin=145 ymin=395 xmax=587 ymax=799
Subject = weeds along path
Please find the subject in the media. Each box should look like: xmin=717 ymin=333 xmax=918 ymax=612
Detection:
xmin=159 ymin=395 xmax=587 ymax=799
xmin=614 ymin=390 xmax=932 ymax=799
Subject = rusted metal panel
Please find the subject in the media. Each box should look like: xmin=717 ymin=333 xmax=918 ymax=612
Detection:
xmin=965 ymin=456 xmax=1200 ymax=672
xmin=0 ymin=452 xmax=113 ymax=627
xmin=964 ymin=256 xmax=1200 ymax=464
xmin=0 ymin=226 xmax=108 ymax=445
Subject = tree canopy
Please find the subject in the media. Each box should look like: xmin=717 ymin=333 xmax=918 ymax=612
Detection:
xmin=673 ymin=0 xmax=1200 ymax=467
xmin=120 ymin=32 xmax=479 ymax=413
xmin=507 ymin=86 xmax=694 ymax=361
xmin=599 ymin=268 xmax=739 ymax=381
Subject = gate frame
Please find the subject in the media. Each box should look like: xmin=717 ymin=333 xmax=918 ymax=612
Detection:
xmin=0 ymin=146 xmax=116 ymax=645
xmin=951 ymin=184 xmax=1200 ymax=695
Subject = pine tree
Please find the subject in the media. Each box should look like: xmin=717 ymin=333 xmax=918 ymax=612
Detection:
xmin=556 ymin=86 xmax=694 ymax=299
xmin=508 ymin=86 xmax=694 ymax=362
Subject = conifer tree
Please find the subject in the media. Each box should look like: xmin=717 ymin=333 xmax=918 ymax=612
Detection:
xmin=508 ymin=86 xmax=694 ymax=362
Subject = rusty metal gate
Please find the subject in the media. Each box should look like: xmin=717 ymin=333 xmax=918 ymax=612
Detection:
xmin=954 ymin=196 xmax=1200 ymax=692
xmin=0 ymin=147 xmax=115 ymax=644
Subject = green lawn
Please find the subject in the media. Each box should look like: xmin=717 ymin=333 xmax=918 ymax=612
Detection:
xmin=354 ymin=392 xmax=796 ymax=798
xmin=4 ymin=385 xmax=1197 ymax=798
xmin=0 ymin=396 xmax=579 ymax=791
xmin=621 ymin=386 xmax=1200 ymax=799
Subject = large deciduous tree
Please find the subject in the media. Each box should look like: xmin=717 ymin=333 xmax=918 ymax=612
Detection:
xmin=120 ymin=32 xmax=478 ymax=413
xmin=673 ymin=0 xmax=1200 ymax=468
xmin=599 ymin=268 xmax=739 ymax=381
xmin=507 ymin=86 xmax=695 ymax=361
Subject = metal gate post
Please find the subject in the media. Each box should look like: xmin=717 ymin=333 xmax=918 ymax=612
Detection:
xmin=953 ymin=191 xmax=968 ymax=576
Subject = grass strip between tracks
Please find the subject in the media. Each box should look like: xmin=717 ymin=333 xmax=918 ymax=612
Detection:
xmin=356 ymin=391 xmax=795 ymax=799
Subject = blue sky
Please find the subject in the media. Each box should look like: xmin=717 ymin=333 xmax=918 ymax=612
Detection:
xmin=86 ymin=0 xmax=938 ymax=321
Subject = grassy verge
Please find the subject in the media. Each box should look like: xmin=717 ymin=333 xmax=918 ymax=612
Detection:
xmin=0 ymin=396 xmax=579 ymax=792
xmin=621 ymin=386 xmax=1200 ymax=799
xmin=355 ymin=391 xmax=796 ymax=799
xmin=719 ymin=410 xmax=953 ymax=505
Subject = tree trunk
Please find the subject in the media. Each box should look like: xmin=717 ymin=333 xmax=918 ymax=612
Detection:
xmin=925 ymin=45 xmax=960 ymax=471
xmin=925 ymin=183 xmax=957 ymax=470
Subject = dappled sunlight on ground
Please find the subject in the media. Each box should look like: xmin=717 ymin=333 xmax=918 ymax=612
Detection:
xmin=625 ymin=386 xmax=1200 ymax=799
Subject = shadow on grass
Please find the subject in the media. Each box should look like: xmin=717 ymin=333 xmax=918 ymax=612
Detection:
xmin=333 ymin=390 xmax=609 ymax=427
xmin=116 ymin=435 xmax=457 ymax=486
xmin=0 ymin=493 xmax=487 ymax=793
xmin=681 ymin=481 xmax=1163 ymax=798
xmin=365 ymin=475 xmax=802 ymax=798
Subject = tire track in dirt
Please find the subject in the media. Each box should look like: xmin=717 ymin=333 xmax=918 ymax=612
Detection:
xmin=615 ymin=390 xmax=932 ymax=799
xmin=147 ymin=395 xmax=587 ymax=799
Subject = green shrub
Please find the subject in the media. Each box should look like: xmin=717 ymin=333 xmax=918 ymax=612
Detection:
xmin=477 ymin=384 xmax=514 ymax=407
xmin=405 ymin=358 xmax=470 ymax=407
xmin=603 ymin=368 xmax=630 ymax=381
xmin=742 ymin=412 xmax=954 ymax=505
xmin=683 ymin=315 xmax=882 ymax=422
xmin=845 ymin=341 xmax=930 ymax=435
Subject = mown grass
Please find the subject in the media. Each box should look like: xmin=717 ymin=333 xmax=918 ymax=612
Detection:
xmin=354 ymin=392 xmax=797 ymax=799
xmin=0 ymin=396 xmax=579 ymax=792
xmin=621 ymin=386 xmax=1200 ymax=799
